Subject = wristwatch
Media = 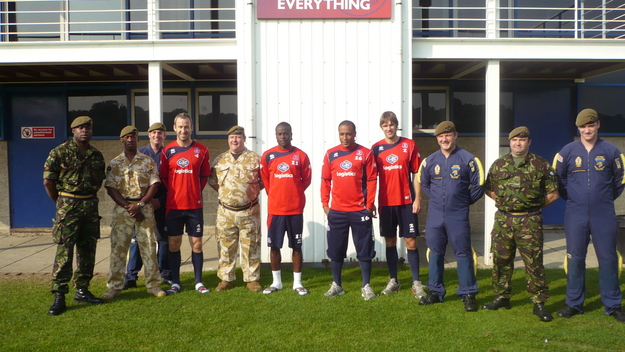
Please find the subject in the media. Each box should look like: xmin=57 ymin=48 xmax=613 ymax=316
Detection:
xmin=138 ymin=201 xmax=145 ymax=208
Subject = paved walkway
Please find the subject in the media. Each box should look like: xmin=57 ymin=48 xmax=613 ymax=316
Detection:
xmin=0 ymin=227 xmax=601 ymax=276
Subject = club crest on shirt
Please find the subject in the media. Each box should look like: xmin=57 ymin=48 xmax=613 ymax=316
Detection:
xmin=594 ymin=156 xmax=606 ymax=171
xmin=356 ymin=150 xmax=363 ymax=156
xmin=450 ymin=164 xmax=460 ymax=179
xmin=177 ymin=158 xmax=190 ymax=168
xmin=340 ymin=160 xmax=352 ymax=170
xmin=434 ymin=164 xmax=440 ymax=175
xmin=194 ymin=147 xmax=201 ymax=154
xmin=575 ymin=156 xmax=582 ymax=168
xmin=402 ymin=142 xmax=408 ymax=149
xmin=277 ymin=162 xmax=290 ymax=173
xmin=293 ymin=154 xmax=299 ymax=161
xmin=386 ymin=154 xmax=398 ymax=164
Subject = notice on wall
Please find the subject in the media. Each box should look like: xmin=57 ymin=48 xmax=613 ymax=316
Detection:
xmin=21 ymin=127 xmax=55 ymax=139
xmin=257 ymin=0 xmax=392 ymax=19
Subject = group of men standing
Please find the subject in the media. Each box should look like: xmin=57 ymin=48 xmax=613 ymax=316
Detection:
xmin=43 ymin=108 xmax=625 ymax=324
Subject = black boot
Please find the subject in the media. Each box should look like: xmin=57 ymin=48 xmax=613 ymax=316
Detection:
xmin=48 ymin=292 xmax=66 ymax=316
xmin=74 ymin=288 xmax=103 ymax=304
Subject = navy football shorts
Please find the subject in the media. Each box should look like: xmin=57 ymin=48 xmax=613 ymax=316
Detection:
xmin=165 ymin=208 xmax=203 ymax=237
xmin=379 ymin=204 xmax=418 ymax=238
xmin=267 ymin=214 xmax=303 ymax=249
xmin=326 ymin=209 xmax=375 ymax=261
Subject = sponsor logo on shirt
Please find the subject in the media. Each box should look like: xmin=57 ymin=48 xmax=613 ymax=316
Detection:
xmin=175 ymin=157 xmax=193 ymax=173
xmin=274 ymin=162 xmax=294 ymax=178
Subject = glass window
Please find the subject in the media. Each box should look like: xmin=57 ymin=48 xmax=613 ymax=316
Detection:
xmin=69 ymin=0 xmax=124 ymax=41
xmin=452 ymin=90 xmax=513 ymax=134
xmin=413 ymin=88 xmax=448 ymax=132
xmin=68 ymin=91 xmax=127 ymax=137
xmin=132 ymin=90 xmax=191 ymax=133
xmin=10 ymin=1 xmax=61 ymax=42
xmin=197 ymin=90 xmax=237 ymax=134
xmin=580 ymin=86 xmax=625 ymax=133
xmin=160 ymin=0 xmax=235 ymax=39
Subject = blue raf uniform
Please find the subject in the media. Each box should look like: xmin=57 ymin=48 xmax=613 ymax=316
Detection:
xmin=554 ymin=138 xmax=625 ymax=314
xmin=418 ymin=147 xmax=484 ymax=298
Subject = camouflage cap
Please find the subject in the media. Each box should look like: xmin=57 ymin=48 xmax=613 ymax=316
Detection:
xmin=147 ymin=122 xmax=166 ymax=132
xmin=576 ymin=108 xmax=599 ymax=127
xmin=119 ymin=126 xmax=138 ymax=138
xmin=434 ymin=121 xmax=456 ymax=136
xmin=228 ymin=125 xmax=245 ymax=135
xmin=71 ymin=116 xmax=92 ymax=128
xmin=508 ymin=126 xmax=530 ymax=140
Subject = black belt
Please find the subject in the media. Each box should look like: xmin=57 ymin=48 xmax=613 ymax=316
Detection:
xmin=58 ymin=192 xmax=95 ymax=199
xmin=219 ymin=199 xmax=258 ymax=212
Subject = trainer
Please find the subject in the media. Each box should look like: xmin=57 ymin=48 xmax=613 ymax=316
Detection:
xmin=554 ymin=108 xmax=625 ymax=323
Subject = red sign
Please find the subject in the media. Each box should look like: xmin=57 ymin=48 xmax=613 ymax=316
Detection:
xmin=21 ymin=127 xmax=55 ymax=139
xmin=257 ymin=0 xmax=392 ymax=19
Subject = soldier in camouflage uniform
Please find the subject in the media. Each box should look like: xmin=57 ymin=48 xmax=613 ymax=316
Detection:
xmin=209 ymin=126 xmax=264 ymax=292
xmin=101 ymin=126 xmax=166 ymax=300
xmin=482 ymin=126 xmax=559 ymax=322
xmin=43 ymin=116 xmax=106 ymax=316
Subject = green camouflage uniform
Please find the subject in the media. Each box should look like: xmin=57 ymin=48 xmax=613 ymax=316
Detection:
xmin=209 ymin=148 xmax=262 ymax=282
xmin=43 ymin=140 xmax=106 ymax=294
xmin=484 ymin=152 xmax=558 ymax=303
xmin=104 ymin=152 xmax=161 ymax=291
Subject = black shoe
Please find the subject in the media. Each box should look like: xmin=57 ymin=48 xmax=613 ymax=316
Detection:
xmin=122 ymin=280 xmax=137 ymax=290
xmin=419 ymin=292 xmax=443 ymax=305
xmin=533 ymin=303 xmax=553 ymax=322
xmin=74 ymin=288 xmax=104 ymax=304
xmin=557 ymin=305 xmax=581 ymax=318
xmin=47 ymin=292 xmax=66 ymax=316
xmin=481 ymin=297 xmax=511 ymax=310
xmin=609 ymin=307 xmax=625 ymax=323
xmin=462 ymin=294 xmax=478 ymax=312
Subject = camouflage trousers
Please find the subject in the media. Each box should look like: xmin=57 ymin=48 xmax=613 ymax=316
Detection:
xmin=490 ymin=210 xmax=549 ymax=303
xmin=50 ymin=197 xmax=101 ymax=294
xmin=107 ymin=204 xmax=160 ymax=290
xmin=216 ymin=203 xmax=261 ymax=282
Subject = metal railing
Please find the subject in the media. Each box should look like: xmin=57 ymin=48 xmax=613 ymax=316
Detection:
xmin=0 ymin=1 xmax=235 ymax=43
xmin=413 ymin=1 xmax=625 ymax=39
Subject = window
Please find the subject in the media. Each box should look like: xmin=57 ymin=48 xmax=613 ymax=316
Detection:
xmin=160 ymin=0 xmax=235 ymax=39
xmin=68 ymin=90 xmax=127 ymax=137
xmin=132 ymin=89 xmax=191 ymax=133
xmin=413 ymin=88 xmax=448 ymax=133
xmin=196 ymin=89 xmax=237 ymax=134
xmin=580 ymin=85 xmax=625 ymax=133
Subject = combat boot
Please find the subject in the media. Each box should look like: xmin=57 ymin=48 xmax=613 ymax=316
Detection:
xmin=48 ymin=292 xmax=66 ymax=316
xmin=74 ymin=288 xmax=104 ymax=304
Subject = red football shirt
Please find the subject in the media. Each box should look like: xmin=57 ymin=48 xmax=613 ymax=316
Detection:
xmin=160 ymin=140 xmax=211 ymax=211
xmin=321 ymin=144 xmax=377 ymax=212
xmin=261 ymin=146 xmax=312 ymax=215
xmin=372 ymin=137 xmax=421 ymax=207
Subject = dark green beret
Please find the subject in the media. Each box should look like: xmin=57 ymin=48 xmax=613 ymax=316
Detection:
xmin=119 ymin=126 xmax=138 ymax=138
xmin=228 ymin=125 xmax=245 ymax=135
xmin=576 ymin=108 xmax=599 ymax=127
xmin=71 ymin=116 xmax=92 ymax=128
xmin=508 ymin=126 xmax=530 ymax=140
xmin=148 ymin=122 xmax=166 ymax=132
xmin=434 ymin=121 xmax=456 ymax=136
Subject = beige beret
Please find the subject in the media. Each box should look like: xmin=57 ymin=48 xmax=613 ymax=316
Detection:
xmin=71 ymin=116 xmax=92 ymax=128
xmin=576 ymin=108 xmax=599 ymax=127
xmin=227 ymin=125 xmax=245 ymax=135
xmin=434 ymin=121 xmax=456 ymax=136
xmin=119 ymin=126 xmax=138 ymax=138
xmin=147 ymin=122 xmax=166 ymax=132
xmin=508 ymin=126 xmax=530 ymax=140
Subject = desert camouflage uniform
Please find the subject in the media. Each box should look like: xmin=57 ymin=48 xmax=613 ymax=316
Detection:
xmin=105 ymin=152 xmax=161 ymax=291
xmin=485 ymin=152 xmax=558 ymax=303
xmin=209 ymin=148 xmax=263 ymax=282
xmin=43 ymin=140 xmax=106 ymax=294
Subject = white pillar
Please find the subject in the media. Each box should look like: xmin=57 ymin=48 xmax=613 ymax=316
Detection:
xmin=148 ymin=62 xmax=163 ymax=126
xmin=238 ymin=0 xmax=257 ymax=150
xmin=483 ymin=59 xmax=500 ymax=266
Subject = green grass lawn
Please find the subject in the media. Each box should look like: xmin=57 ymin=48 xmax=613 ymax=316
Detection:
xmin=1 ymin=267 xmax=624 ymax=351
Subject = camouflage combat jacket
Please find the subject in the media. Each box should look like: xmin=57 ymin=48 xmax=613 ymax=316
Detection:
xmin=43 ymin=139 xmax=106 ymax=195
xmin=485 ymin=152 xmax=557 ymax=213
xmin=209 ymin=148 xmax=263 ymax=207
xmin=104 ymin=151 xmax=160 ymax=200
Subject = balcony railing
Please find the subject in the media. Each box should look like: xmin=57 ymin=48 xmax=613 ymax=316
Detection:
xmin=0 ymin=1 xmax=235 ymax=43
xmin=413 ymin=1 xmax=625 ymax=39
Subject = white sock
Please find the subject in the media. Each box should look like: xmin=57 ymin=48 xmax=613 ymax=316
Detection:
xmin=271 ymin=270 xmax=283 ymax=289
xmin=293 ymin=272 xmax=303 ymax=289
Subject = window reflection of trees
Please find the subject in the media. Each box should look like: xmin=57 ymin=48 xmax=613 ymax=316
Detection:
xmin=69 ymin=99 xmax=127 ymax=137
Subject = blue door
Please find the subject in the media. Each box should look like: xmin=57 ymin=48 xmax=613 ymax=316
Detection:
xmin=514 ymin=86 xmax=574 ymax=225
xmin=9 ymin=94 xmax=66 ymax=227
